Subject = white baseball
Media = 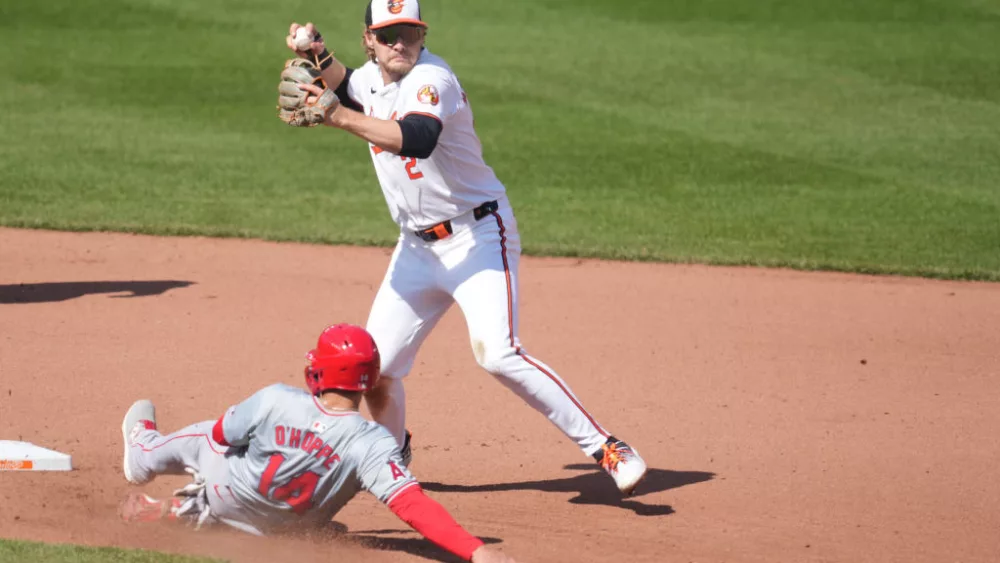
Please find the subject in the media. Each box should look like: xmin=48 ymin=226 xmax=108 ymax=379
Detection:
xmin=294 ymin=28 xmax=314 ymax=51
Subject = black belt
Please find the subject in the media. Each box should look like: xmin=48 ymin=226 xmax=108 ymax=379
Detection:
xmin=414 ymin=200 xmax=498 ymax=242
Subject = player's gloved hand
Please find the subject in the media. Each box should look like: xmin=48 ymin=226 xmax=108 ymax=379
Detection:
xmin=277 ymin=59 xmax=340 ymax=127
xmin=173 ymin=467 xmax=207 ymax=498
xmin=470 ymin=545 xmax=519 ymax=563
xmin=171 ymin=467 xmax=213 ymax=530
xmin=286 ymin=22 xmax=327 ymax=59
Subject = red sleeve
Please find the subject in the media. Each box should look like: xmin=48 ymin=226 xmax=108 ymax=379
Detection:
xmin=211 ymin=415 xmax=230 ymax=446
xmin=387 ymin=484 xmax=484 ymax=561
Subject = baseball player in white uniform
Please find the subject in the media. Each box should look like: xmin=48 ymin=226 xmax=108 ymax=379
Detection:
xmin=287 ymin=0 xmax=647 ymax=495
xmin=120 ymin=324 xmax=516 ymax=563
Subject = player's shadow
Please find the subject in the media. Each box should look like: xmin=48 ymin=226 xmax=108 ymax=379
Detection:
xmin=421 ymin=464 xmax=715 ymax=516
xmin=0 ymin=280 xmax=194 ymax=304
xmin=315 ymin=522 xmax=502 ymax=563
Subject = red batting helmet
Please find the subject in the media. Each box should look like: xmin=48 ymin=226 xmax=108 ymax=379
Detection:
xmin=304 ymin=324 xmax=380 ymax=395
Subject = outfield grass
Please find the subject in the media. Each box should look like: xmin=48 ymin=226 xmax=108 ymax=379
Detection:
xmin=1 ymin=0 xmax=998 ymax=279
xmin=0 ymin=539 xmax=219 ymax=563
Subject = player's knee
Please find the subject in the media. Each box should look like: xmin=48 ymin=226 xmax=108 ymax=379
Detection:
xmin=366 ymin=327 xmax=414 ymax=378
xmin=471 ymin=338 xmax=517 ymax=375
xmin=376 ymin=349 xmax=416 ymax=379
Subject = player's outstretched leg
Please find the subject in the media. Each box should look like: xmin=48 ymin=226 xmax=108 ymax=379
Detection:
xmin=122 ymin=399 xmax=158 ymax=484
xmin=121 ymin=400 xmax=223 ymax=485
xmin=120 ymin=401 xmax=260 ymax=533
xmin=480 ymin=347 xmax=648 ymax=495
xmin=450 ymin=207 xmax=647 ymax=495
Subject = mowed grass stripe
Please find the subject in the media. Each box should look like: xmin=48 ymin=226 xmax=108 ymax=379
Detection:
xmin=1 ymin=0 xmax=998 ymax=279
xmin=0 ymin=539 xmax=220 ymax=563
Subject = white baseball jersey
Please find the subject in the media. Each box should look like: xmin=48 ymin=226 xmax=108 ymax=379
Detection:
xmin=217 ymin=383 xmax=417 ymax=532
xmin=346 ymin=48 xmax=507 ymax=230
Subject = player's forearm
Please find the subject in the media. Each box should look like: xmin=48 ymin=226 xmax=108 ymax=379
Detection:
xmin=329 ymin=107 xmax=404 ymax=154
xmin=318 ymin=56 xmax=347 ymax=93
xmin=387 ymin=485 xmax=484 ymax=560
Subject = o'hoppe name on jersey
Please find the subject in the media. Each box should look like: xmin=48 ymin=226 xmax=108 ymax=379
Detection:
xmin=274 ymin=425 xmax=341 ymax=469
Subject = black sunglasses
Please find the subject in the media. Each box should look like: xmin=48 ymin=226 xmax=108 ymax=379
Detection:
xmin=372 ymin=25 xmax=423 ymax=46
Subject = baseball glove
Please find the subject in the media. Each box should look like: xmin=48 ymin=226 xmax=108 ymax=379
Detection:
xmin=277 ymin=58 xmax=339 ymax=127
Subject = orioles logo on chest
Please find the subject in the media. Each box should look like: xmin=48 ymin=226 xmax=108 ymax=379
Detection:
xmin=387 ymin=0 xmax=405 ymax=14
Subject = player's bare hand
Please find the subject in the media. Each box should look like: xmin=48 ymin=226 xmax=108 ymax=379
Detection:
xmin=298 ymin=83 xmax=335 ymax=108
xmin=286 ymin=22 xmax=327 ymax=58
xmin=471 ymin=545 xmax=519 ymax=563
xmin=298 ymin=82 xmax=324 ymax=102
xmin=296 ymin=83 xmax=342 ymax=127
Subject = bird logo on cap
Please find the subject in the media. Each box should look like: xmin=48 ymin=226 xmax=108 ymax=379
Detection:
xmin=387 ymin=0 xmax=405 ymax=15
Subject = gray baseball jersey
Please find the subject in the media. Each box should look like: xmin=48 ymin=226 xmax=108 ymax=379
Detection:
xmin=218 ymin=383 xmax=416 ymax=532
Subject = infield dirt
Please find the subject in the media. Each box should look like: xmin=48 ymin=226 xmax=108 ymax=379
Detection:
xmin=1 ymin=227 xmax=998 ymax=562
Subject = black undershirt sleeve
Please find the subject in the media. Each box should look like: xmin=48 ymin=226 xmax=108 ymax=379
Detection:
xmin=334 ymin=68 xmax=363 ymax=112
xmin=398 ymin=114 xmax=443 ymax=159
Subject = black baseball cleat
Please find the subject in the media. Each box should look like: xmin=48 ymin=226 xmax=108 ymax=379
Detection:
xmin=400 ymin=430 xmax=413 ymax=467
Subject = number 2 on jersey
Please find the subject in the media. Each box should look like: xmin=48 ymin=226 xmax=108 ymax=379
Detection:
xmin=258 ymin=453 xmax=319 ymax=515
xmin=371 ymin=145 xmax=424 ymax=180
xmin=369 ymin=111 xmax=424 ymax=180
xmin=404 ymin=157 xmax=424 ymax=180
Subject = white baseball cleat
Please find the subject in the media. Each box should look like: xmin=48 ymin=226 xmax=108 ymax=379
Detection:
xmin=121 ymin=399 xmax=157 ymax=485
xmin=595 ymin=437 xmax=648 ymax=496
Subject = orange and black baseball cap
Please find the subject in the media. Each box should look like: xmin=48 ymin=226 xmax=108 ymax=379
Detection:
xmin=365 ymin=0 xmax=427 ymax=29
